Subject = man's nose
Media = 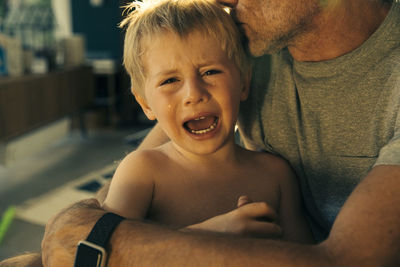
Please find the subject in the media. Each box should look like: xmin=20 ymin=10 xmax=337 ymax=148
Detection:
xmin=183 ymin=79 xmax=210 ymax=106
xmin=216 ymin=0 xmax=238 ymax=8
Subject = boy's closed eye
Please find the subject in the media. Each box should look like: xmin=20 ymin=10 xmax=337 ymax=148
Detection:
xmin=203 ymin=69 xmax=222 ymax=76
xmin=160 ymin=77 xmax=179 ymax=86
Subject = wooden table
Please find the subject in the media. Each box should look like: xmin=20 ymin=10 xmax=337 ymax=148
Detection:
xmin=0 ymin=66 xmax=94 ymax=142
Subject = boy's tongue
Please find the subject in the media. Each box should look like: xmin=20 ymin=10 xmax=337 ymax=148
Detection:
xmin=186 ymin=116 xmax=215 ymax=131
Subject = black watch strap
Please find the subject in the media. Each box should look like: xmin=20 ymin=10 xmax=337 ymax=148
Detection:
xmin=86 ymin=212 xmax=125 ymax=246
xmin=74 ymin=212 xmax=125 ymax=267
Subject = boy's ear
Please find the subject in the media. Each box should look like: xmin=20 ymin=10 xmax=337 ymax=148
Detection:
xmin=134 ymin=93 xmax=156 ymax=120
xmin=240 ymin=68 xmax=252 ymax=101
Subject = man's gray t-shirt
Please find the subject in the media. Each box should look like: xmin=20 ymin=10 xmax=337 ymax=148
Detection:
xmin=239 ymin=3 xmax=400 ymax=240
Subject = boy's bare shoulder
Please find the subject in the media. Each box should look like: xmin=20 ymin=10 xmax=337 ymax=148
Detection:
xmin=114 ymin=147 xmax=171 ymax=180
xmin=241 ymin=148 xmax=292 ymax=174
xmin=120 ymin=148 xmax=170 ymax=169
xmin=122 ymin=147 xmax=169 ymax=163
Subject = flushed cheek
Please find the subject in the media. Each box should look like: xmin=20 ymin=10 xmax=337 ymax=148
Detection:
xmin=152 ymin=104 xmax=178 ymax=129
xmin=224 ymin=103 xmax=241 ymax=126
xmin=155 ymin=97 xmax=175 ymax=115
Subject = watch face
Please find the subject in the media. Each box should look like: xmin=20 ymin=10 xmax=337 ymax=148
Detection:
xmin=74 ymin=241 xmax=106 ymax=267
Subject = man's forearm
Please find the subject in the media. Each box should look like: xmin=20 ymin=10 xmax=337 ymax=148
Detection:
xmin=108 ymin=221 xmax=332 ymax=267
xmin=42 ymin=197 xmax=331 ymax=267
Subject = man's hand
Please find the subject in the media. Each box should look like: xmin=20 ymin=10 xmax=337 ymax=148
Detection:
xmin=41 ymin=198 xmax=105 ymax=267
xmin=0 ymin=253 xmax=42 ymax=267
xmin=186 ymin=196 xmax=282 ymax=238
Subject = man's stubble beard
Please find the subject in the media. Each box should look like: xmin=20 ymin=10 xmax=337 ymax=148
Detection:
xmin=242 ymin=2 xmax=322 ymax=57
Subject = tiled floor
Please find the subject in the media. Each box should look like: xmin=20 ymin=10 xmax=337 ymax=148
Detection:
xmin=0 ymin=125 xmax=150 ymax=260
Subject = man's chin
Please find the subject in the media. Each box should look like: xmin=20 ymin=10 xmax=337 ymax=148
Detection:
xmin=247 ymin=39 xmax=286 ymax=57
xmin=246 ymin=43 xmax=276 ymax=57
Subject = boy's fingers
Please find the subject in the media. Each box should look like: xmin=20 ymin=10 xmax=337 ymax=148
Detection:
xmin=237 ymin=195 xmax=253 ymax=208
xmin=238 ymin=202 xmax=278 ymax=222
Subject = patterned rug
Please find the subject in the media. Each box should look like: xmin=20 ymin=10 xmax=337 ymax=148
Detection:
xmin=15 ymin=163 xmax=118 ymax=226
xmin=14 ymin=127 xmax=152 ymax=226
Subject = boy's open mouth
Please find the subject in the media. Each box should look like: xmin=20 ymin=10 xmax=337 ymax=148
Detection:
xmin=183 ymin=116 xmax=218 ymax=135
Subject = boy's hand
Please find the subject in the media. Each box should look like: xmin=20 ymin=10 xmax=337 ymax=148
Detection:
xmin=237 ymin=195 xmax=253 ymax=208
xmin=186 ymin=196 xmax=282 ymax=238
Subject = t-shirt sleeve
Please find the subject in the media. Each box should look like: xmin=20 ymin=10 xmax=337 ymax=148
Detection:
xmin=374 ymin=121 xmax=400 ymax=166
xmin=375 ymin=138 xmax=400 ymax=166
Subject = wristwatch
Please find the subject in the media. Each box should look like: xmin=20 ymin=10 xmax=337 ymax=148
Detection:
xmin=74 ymin=212 xmax=125 ymax=267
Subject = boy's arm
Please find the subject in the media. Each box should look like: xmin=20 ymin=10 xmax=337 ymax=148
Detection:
xmin=102 ymin=150 xmax=155 ymax=219
xmin=276 ymin=160 xmax=314 ymax=243
xmin=96 ymin=123 xmax=168 ymax=204
xmin=238 ymin=130 xmax=314 ymax=242
xmin=185 ymin=197 xmax=283 ymax=238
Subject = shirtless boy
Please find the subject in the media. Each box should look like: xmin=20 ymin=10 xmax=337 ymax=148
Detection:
xmin=103 ymin=0 xmax=313 ymax=242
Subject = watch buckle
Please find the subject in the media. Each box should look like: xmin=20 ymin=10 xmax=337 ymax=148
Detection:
xmin=76 ymin=240 xmax=107 ymax=267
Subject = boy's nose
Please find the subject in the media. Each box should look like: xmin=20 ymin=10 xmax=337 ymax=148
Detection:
xmin=183 ymin=79 xmax=210 ymax=106
xmin=216 ymin=0 xmax=238 ymax=8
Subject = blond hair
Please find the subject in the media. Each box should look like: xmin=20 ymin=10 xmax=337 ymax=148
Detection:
xmin=120 ymin=0 xmax=250 ymax=97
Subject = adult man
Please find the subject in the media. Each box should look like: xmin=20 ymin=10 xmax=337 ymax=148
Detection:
xmin=41 ymin=0 xmax=400 ymax=266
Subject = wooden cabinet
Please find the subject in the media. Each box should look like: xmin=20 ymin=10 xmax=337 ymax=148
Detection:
xmin=0 ymin=66 xmax=94 ymax=141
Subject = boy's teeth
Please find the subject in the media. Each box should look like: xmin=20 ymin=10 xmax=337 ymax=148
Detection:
xmin=194 ymin=116 xmax=206 ymax=121
xmin=190 ymin=119 xmax=217 ymax=135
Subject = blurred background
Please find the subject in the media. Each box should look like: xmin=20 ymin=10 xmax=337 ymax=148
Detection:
xmin=0 ymin=0 xmax=153 ymax=260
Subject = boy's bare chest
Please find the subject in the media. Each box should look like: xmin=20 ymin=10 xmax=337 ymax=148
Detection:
xmin=146 ymin=164 xmax=281 ymax=228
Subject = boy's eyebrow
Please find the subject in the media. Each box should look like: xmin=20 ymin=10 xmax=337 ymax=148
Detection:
xmin=153 ymin=69 xmax=179 ymax=77
xmin=151 ymin=60 xmax=225 ymax=77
